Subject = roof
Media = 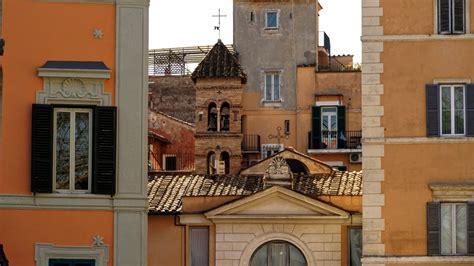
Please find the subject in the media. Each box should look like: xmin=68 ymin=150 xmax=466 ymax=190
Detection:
xmin=191 ymin=40 xmax=246 ymax=83
xmin=148 ymin=128 xmax=171 ymax=144
xmin=39 ymin=61 xmax=110 ymax=70
xmin=148 ymin=171 xmax=362 ymax=214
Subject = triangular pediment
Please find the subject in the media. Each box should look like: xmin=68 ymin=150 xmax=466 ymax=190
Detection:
xmin=205 ymin=186 xmax=349 ymax=221
xmin=240 ymin=148 xmax=333 ymax=176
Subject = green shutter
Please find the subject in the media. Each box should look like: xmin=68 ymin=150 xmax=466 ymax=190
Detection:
xmin=31 ymin=104 xmax=53 ymax=193
xmin=426 ymin=84 xmax=440 ymax=137
xmin=337 ymin=106 xmax=346 ymax=149
xmin=438 ymin=0 xmax=451 ymax=34
xmin=468 ymin=202 xmax=474 ymax=255
xmin=311 ymin=106 xmax=321 ymax=149
xmin=427 ymin=202 xmax=441 ymax=255
xmin=453 ymin=0 xmax=465 ymax=33
xmin=466 ymin=84 xmax=474 ymax=136
xmin=92 ymin=106 xmax=117 ymax=195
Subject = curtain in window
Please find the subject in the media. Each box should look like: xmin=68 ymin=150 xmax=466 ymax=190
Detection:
xmin=190 ymin=227 xmax=209 ymax=266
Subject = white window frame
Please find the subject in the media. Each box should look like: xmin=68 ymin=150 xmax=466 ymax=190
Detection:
xmin=264 ymin=71 xmax=281 ymax=102
xmin=265 ymin=10 xmax=280 ymax=29
xmin=262 ymin=144 xmax=284 ymax=159
xmin=35 ymin=243 xmax=108 ymax=266
xmin=53 ymin=108 xmax=93 ymax=193
xmin=439 ymin=84 xmax=466 ymax=136
xmin=162 ymin=154 xmax=177 ymax=171
xmin=440 ymin=203 xmax=468 ymax=255
xmin=435 ymin=0 xmax=470 ymax=34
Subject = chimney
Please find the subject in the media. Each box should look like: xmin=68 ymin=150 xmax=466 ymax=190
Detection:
xmin=263 ymin=156 xmax=293 ymax=189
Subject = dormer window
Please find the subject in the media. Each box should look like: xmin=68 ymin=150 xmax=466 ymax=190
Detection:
xmin=265 ymin=10 xmax=279 ymax=29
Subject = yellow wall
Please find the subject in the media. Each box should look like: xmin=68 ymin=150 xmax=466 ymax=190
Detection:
xmin=148 ymin=216 xmax=184 ymax=266
xmin=0 ymin=0 xmax=116 ymax=194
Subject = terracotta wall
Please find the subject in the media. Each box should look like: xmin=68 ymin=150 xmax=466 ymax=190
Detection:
xmin=0 ymin=209 xmax=114 ymax=266
xmin=148 ymin=216 xmax=184 ymax=266
xmin=149 ymin=111 xmax=195 ymax=155
xmin=0 ymin=0 xmax=116 ymax=194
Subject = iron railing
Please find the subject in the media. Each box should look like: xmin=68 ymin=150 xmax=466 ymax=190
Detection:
xmin=308 ymin=130 xmax=362 ymax=150
xmin=148 ymin=152 xmax=195 ymax=172
xmin=242 ymin=134 xmax=261 ymax=153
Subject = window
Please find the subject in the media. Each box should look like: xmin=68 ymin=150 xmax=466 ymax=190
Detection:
xmin=265 ymin=10 xmax=279 ymax=29
xmin=264 ymin=72 xmax=281 ymax=101
xmin=208 ymin=103 xmax=217 ymax=131
xmin=311 ymin=106 xmax=346 ymax=149
xmin=49 ymin=259 xmax=95 ymax=266
xmin=163 ymin=154 xmax=177 ymax=171
xmin=207 ymin=152 xmax=216 ymax=175
xmin=348 ymin=227 xmax=362 ymax=266
xmin=427 ymin=202 xmax=474 ymax=256
xmin=438 ymin=0 xmax=466 ymax=34
xmin=31 ymin=104 xmax=117 ymax=195
xmin=262 ymin=144 xmax=284 ymax=159
xmin=221 ymin=102 xmax=230 ymax=131
xmin=250 ymin=241 xmax=307 ymax=266
xmin=53 ymin=108 xmax=92 ymax=192
xmin=440 ymin=85 xmax=465 ymax=135
xmin=189 ymin=227 xmax=209 ymax=266
xmin=426 ymin=84 xmax=474 ymax=137
xmin=220 ymin=151 xmax=230 ymax=174
xmin=284 ymin=120 xmax=290 ymax=135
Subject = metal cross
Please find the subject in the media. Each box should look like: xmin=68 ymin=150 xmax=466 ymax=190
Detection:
xmin=212 ymin=9 xmax=227 ymax=40
xmin=268 ymin=126 xmax=284 ymax=144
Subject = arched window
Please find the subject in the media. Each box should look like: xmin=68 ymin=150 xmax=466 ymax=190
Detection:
xmin=285 ymin=159 xmax=309 ymax=175
xmin=207 ymin=152 xmax=216 ymax=175
xmin=220 ymin=102 xmax=230 ymax=132
xmin=220 ymin=151 xmax=230 ymax=174
xmin=208 ymin=103 xmax=217 ymax=131
xmin=250 ymin=241 xmax=307 ymax=266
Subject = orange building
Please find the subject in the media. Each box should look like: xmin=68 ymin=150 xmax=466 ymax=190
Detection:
xmin=0 ymin=0 xmax=149 ymax=265
xmin=361 ymin=0 xmax=474 ymax=265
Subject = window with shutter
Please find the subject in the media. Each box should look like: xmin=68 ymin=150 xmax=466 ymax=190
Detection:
xmin=438 ymin=0 xmax=466 ymax=34
xmin=311 ymin=106 xmax=321 ymax=149
xmin=31 ymin=104 xmax=116 ymax=195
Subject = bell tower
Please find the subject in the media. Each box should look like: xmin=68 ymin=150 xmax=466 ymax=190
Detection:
xmin=192 ymin=40 xmax=247 ymax=175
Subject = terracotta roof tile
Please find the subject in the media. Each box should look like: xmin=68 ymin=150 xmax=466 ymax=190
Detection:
xmin=148 ymin=171 xmax=362 ymax=214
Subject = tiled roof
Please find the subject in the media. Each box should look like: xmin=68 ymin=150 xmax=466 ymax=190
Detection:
xmin=191 ymin=40 xmax=246 ymax=83
xmin=148 ymin=171 xmax=362 ymax=214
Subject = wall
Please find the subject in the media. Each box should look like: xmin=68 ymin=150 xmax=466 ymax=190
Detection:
xmin=0 ymin=0 xmax=116 ymax=195
xmin=149 ymin=111 xmax=195 ymax=155
xmin=0 ymin=209 xmax=114 ymax=266
xmin=149 ymin=76 xmax=195 ymax=124
xmin=148 ymin=216 xmax=184 ymax=266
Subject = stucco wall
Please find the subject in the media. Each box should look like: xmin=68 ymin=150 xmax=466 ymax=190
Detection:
xmin=148 ymin=216 xmax=184 ymax=266
xmin=149 ymin=111 xmax=195 ymax=155
xmin=215 ymin=223 xmax=343 ymax=266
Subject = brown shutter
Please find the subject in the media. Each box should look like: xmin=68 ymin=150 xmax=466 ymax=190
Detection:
xmin=438 ymin=0 xmax=451 ymax=34
xmin=426 ymin=84 xmax=440 ymax=137
xmin=31 ymin=104 xmax=53 ymax=193
xmin=466 ymin=84 xmax=474 ymax=136
xmin=453 ymin=0 xmax=465 ymax=33
xmin=427 ymin=202 xmax=441 ymax=255
xmin=468 ymin=202 xmax=474 ymax=255
xmin=92 ymin=106 xmax=117 ymax=195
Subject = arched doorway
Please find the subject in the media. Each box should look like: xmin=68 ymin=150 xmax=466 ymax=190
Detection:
xmin=250 ymin=240 xmax=307 ymax=266
xmin=220 ymin=151 xmax=230 ymax=174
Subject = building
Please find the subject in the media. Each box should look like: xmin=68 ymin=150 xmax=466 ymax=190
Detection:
xmin=361 ymin=0 xmax=474 ymax=265
xmin=192 ymin=40 xmax=247 ymax=175
xmin=0 ymin=0 xmax=149 ymax=265
xmin=234 ymin=0 xmax=362 ymax=171
xmin=147 ymin=149 xmax=363 ymax=266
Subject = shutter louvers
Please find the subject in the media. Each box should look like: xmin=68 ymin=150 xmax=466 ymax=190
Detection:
xmin=92 ymin=106 xmax=117 ymax=195
xmin=465 ymin=84 xmax=474 ymax=136
xmin=31 ymin=104 xmax=53 ymax=193
xmin=453 ymin=0 xmax=465 ymax=33
xmin=427 ymin=202 xmax=441 ymax=255
xmin=337 ymin=106 xmax=346 ymax=149
xmin=311 ymin=106 xmax=321 ymax=149
xmin=468 ymin=202 xmax=474 ymax=255
xmin=426 ymin=84 xmax=440 ymax=137
xmin=438 ymin=0 xmax=451 ymax=34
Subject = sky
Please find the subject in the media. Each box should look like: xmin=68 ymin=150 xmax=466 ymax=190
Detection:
xmin=149 ymin=0 xmax=361 ymax=63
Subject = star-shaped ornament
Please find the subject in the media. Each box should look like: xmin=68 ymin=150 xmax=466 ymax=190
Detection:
xmin=92 ymin=235 xmax=105 ymax=246
xmin=93 ymin=29 xmax=104 ymax=39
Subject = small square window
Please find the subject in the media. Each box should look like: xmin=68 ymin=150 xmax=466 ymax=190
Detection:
xmin=265 ymin=11 xmax=279 ymax=29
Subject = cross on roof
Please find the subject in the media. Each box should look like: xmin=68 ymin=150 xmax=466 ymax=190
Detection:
xmin=212 ymin=9 xmax=227 ymax=40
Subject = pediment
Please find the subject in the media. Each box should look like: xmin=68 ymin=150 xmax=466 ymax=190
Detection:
xmin=240 ymin=148 xmax=332 ymax=176
xmin=205 ymin=186 xmax=349 ymax=221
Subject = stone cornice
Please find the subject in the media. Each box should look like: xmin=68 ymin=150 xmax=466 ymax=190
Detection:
xmin=430 ymin=183 xmax=474 ymax=201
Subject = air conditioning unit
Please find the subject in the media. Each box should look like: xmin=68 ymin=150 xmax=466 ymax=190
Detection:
xmin=349 ymin=152 xmax=362 ymax=164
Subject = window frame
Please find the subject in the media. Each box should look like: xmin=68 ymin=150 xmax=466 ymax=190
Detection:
xmin=437 ymin=0 xmax=468 ymax=34
xmin=53 ymin=107 xmax=93 ymax=193
xmin=440 ymin=202 xmax=468 ymax=255
xmin=347 ymin=226 xmax=362 ymax=266
xmin=264 ymin=71 xmax=281 ymax=102
xmin=264 ymin=10 xmax=280 ymax=30
xmin=439 ymin=84 xmax=466 ymax=136
xmin=188 ymin=226 xmax=210 ymax=266
xmin=261 ymin=144 xmax=284 ymax=159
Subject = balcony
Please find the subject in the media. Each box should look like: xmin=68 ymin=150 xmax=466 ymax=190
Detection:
xmin=308 ymin=130 xmax=362 ymax=152
xmin=242 ymin=134 xmax=261 ymax=153
xmin=148 ymin=152 xmax=195 ymax=172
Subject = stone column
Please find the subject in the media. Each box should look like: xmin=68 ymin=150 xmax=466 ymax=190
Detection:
xmin=114 ymin=0 xmax=149 ymax=265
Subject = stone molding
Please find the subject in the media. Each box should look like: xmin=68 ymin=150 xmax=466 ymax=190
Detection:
xmin=362 ymin=33 xmax=474 ymax=42
xmin=35 ymin=243 xmax=108 ymax=266
xmin=362 ymin=0 xmax=385 ymax=259
xmin=430 ymin=183 xmax=474 ymax=201
xmin=365 ymin=136 xmax=474 ymax=145
xmin=362 ymin=256 xmax=474 ymax=264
